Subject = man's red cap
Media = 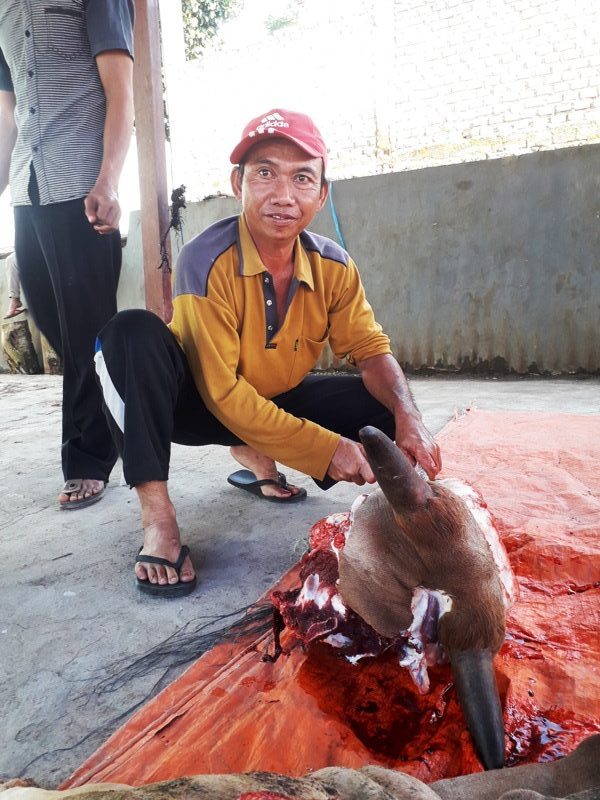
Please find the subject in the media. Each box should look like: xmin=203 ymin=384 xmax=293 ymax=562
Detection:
xmin=229 ymin=109 xmax=327 ymax=171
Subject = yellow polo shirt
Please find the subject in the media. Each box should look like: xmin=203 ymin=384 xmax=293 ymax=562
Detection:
xmin=169 ymin=214 xmax=392 ymax=479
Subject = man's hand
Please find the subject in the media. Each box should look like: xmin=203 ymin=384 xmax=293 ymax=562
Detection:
xmin=327 ymin=437 xmax=376 ymax=485
xmin=356 ymin=353 xmax=442 ymax=480
xmin=84 ymin=180 xmax=120 ymax=233
xmin=395 ymin=410 xmax=442 ymax=480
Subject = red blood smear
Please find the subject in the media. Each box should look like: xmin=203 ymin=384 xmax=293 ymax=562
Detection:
xmin=298 ymin=646 xmax=466 ymax=770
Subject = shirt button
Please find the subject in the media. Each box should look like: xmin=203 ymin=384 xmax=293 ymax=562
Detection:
xmin=28 ymin=70 xmax=34 ymax=77
xmin=25 ymin=30 xmax=31 ymax=37
xmin=267 ymin=325 xmax=273 ymax=331
xmin=32 ymin=145 xmax=38 ymax=152
xmin=30 ymin=107 xmax=36 ymax=114
xmin=264 ymin=276 xmax=270 ymax=283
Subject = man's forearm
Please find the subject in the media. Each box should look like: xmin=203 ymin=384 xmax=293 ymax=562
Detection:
xmin=85 ymin=51 xmax=134 ymax=231
xmin=357 ymin=352 xmax=442 ymax=478
xmin=0 ymin=90 xmax=17 ymax=197
xmin=96 ymin=51 xmax=134 ymax=191
xmin=357 ymin=353 xmax=422 ymax=419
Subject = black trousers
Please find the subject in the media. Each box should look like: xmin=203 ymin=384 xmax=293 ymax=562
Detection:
xmin=96 ymin=309 xmax=395 ymax=489
xmin=14 ymin=198 xmax=121 ymax=482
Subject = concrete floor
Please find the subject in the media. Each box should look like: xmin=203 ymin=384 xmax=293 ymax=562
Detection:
xmin=0 ymin=373 xmax=598 ymax=788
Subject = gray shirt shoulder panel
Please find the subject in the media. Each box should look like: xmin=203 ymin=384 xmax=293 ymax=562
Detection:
xmin=300 ymin=229 xmax=350 ymax=267
xmin=174 ymin=216 xmax=240 ymax=299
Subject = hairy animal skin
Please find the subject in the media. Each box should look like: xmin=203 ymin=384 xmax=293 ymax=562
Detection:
xmin=1 ymin=735 xmax=598 ymax=800
xmin=340 ymin=484 xmax=507 ymax=653
xmin=338 ymin=426 xmax=514 ymax=771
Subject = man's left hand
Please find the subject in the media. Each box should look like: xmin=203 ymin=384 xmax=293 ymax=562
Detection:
xmin=395 ymin=410 xmax=442 ymax=480
xmin=84 ymin=180 xmax=121 ymax=234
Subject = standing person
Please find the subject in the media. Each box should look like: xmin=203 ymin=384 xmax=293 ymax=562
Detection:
xmin=3 ymin=251 xmax=25 ymax=318
xmin=0 ymin=2 xmax=135 ymax=509
xmin=95 ymin=108 xmax=442 ymax=597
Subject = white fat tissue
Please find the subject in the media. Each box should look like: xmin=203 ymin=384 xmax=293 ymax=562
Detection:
xmin=399 ymin=647 xmax=431 ymax=693
xmin=344 ymin=651 xmax=382 ymax=665
xmin=344 ymin=494 xmax=369 ymax=545
xmin=323 ymin=633 xmax=353 ymax=648
xmin=330 ymin=593 xmax=347 ymax=617
xmin=297 ymin=573 xmax=331 ymax=610
xmin=437 ymin=478 xmax=517 ymax=608
xmin=399 ymin=587 xmax=453 ymax=694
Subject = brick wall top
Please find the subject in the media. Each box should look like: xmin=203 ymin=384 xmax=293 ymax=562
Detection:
xmin=164 ymin=0 xmax=600 ymax=198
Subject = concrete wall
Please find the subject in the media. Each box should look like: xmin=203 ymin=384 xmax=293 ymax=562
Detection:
xmin=310 ymin=144 xmax=600 ymax=375
xmin=2 ymin=143 xmax=598 ymax=374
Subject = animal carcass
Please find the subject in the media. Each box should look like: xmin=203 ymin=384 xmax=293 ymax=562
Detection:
xmin=272 ymin=426 xmax=517 ymax=771
xmin=2 ymin=734 xmax=598 ymax=800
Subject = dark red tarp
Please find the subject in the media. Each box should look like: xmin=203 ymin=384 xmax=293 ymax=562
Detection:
xmin=63 ymin=410 xmax=600 ymax=788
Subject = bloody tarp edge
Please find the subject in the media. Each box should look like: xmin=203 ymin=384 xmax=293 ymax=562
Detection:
xmin=62 ymin=409 xmax=600 ymax=788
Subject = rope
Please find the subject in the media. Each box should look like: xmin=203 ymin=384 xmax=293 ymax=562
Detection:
xmin=328 ymin=181 xmax=347 ymax=250
xmin=159 ymin=184 xmax=187 ymax=272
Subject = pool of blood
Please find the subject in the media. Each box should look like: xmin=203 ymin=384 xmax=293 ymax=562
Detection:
xmin=289 ymin=515 xmax=598 ymax=776
xmin=298 ymin=644 xmax=481 ymax=777
xmin=295 ymin=640 xmax=598 ymax=779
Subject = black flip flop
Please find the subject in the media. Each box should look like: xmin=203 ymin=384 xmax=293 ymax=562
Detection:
xmin=135 ymin=545 xmax=197 ymax=597
xmin=59 ymin=479 xmax=105 ymax=510
xmin=227 ymin=469 xmax=307 ymax=503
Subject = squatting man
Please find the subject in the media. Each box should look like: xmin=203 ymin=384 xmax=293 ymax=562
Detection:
xmin=95 ymin=109 xmax=442 ymax=597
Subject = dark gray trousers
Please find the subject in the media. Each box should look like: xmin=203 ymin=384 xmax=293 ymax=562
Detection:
xmin=14 ymin=195 xmax=121 ymax=482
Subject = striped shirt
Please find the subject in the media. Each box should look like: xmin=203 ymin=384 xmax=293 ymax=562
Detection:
xmin=0 ymin=0 xmax=134 ymax=207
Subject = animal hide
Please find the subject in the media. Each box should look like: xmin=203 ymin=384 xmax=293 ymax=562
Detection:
xmin=273 ymin=426 xmax=520 ymax=770
xmin=1 ymin=735 xmax=598 ymax=800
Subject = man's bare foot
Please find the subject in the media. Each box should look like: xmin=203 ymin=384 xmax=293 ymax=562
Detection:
xmin=230 ymin=445 xmax=304 ymax=500
xmin=135 ymin=482 xmax=195 ymax=586
xmin=58 ymin=479 xmax=105 ymax=505
xmin=4 ymin=297 xmax=25 ymax=319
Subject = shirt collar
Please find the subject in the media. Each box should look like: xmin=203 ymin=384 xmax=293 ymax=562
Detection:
xmin=237 ymin=214 xmax=315 ymax=291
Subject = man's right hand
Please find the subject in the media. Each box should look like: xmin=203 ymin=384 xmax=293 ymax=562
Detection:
xmin=327 ymin=437 xmax=376 ymax=485
xmin=84 ymin=180 xmax=121 ymax=234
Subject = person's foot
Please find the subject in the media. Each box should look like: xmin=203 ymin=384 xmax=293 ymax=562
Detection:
xmin=230 ymin=445 xmax=304 ymax=500
xmin=136 ymin=501 xmax=195 ymax=587
xmin=58 ymin=479 xmax=105 ymax=506
xmin=4 ymin=297 xmax=25 ymax=319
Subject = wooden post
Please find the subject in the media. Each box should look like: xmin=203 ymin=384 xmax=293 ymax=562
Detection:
xmin=133 ymin=0 xmax=173 ymax=322
xmin=41 ymin=335 xmax=62 ymax=375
